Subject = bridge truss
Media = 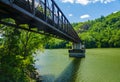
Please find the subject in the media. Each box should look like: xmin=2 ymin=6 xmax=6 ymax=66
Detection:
xmin=0 ymin=0 xmax=81 ymax=43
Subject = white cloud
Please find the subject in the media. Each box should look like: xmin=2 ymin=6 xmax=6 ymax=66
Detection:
xmin=80 ymin=14 xmax=90 ymax=19
xmin=60 ymin=0 xmax=115 ymax=5
xmin=113 ymin=11 xmax=118 ymax=13
xmin=92 ymin=0 xmax=115 ymax=4
xmin=68 ymin=14 xmax=73 ymax=17
xmin=61 ymin=0 xmax=74 ymax=3
xmin=76 ymin=0 xmax=90 ymax=5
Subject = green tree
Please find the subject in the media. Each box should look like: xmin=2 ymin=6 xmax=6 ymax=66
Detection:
xmin=0 ymin=18 xmax=49 ymax=82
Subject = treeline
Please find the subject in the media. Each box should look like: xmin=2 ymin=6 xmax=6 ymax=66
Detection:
xmin=73 ymin=11 xmax=120 ymax=48
xmin=45 ymin=38 xmax=72 ymax=49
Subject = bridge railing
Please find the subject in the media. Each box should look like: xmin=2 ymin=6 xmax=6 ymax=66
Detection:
xmin=6 ymin=0 xmax=80 ymax=42
xmin=13 ymin=0 xmax=77 ymax=38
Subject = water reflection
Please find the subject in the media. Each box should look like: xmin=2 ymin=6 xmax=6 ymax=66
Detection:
xmin=55 ymin=59 xmax=81 ymax=82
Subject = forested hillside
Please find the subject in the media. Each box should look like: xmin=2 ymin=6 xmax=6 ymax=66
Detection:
xmin=74 ymin=11 xmax=120 ymax=48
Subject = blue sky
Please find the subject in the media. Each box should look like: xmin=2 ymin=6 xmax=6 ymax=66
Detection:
xmin=54 ymin=0 xmax=120 ymax=23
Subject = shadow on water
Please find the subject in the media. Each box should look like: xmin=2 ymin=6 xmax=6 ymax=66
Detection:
xmin=55 ymin=58 xmax=82 ymax=82
xmin=40 ymin=75 xmax=55 ymax=82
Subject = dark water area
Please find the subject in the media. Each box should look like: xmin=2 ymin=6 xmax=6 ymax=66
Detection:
xmin=34 ymin=48 xmax=120 ymax=82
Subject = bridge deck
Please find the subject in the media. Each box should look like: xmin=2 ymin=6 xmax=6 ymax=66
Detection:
xmin=0 ymin=0 xmax=81 ymax=43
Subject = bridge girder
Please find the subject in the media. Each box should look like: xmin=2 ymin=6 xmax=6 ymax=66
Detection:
xmin=0 ymin=0 xmax=81 ymax=43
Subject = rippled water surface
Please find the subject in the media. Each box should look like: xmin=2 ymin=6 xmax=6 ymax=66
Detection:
xmin=34 ymin=48 xmax=120 ymax=82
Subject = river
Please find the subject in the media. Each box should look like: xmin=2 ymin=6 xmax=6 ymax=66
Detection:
xmin=34 ymin=48 xmax=120 ymax=82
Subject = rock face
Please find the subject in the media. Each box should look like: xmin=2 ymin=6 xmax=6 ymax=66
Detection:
xmin=30 ymin=70 xmax=42 ymax=82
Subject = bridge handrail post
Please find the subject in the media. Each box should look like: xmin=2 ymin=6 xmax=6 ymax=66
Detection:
xmin=52 ymin=0 xmax=55 ymax=26
xmin=32 ymin=0 xmax=35 ymax=15
xmin=57 ymin=10 xmax=59 ymax=28
xmin=44 ymin=0 xmax=47 ymax=21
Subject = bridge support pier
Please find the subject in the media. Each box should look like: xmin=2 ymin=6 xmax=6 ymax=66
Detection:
xmin=69 ymin=43 xmax=85 ymax=58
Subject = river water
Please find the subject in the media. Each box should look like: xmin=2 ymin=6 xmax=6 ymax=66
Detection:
xmin=34 ymin=48 xmax=120 ymax=82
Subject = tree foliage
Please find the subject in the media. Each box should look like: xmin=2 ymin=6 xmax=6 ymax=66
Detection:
xmin=74 ymin=11 xmax=120 ymax=48
xmin=0 ymin=18 xmax=49 ymax=82
xmin=45 ymin=38 xmax=71 ymax=49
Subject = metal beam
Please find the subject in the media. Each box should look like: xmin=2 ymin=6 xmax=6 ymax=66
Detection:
xmin=0 ymin=0 xmax=81 ymax=43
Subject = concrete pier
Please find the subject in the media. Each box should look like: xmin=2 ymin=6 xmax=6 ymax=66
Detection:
xmin=69 ymin=43 xmax=85 ymax=58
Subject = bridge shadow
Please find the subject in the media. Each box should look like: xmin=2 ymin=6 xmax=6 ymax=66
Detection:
xmin=55 ymin=58 xmax=82 ymax=82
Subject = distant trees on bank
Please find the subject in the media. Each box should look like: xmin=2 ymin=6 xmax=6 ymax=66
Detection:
xmin=73 ymin=11 xmax=120 ymax=48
